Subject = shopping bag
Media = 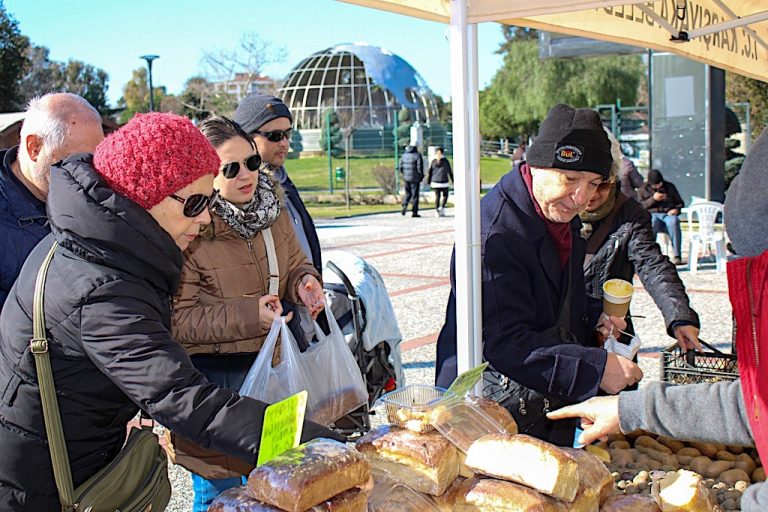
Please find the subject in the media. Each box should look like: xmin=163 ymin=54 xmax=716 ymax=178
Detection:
xmin=239 ymin=317 xmax=313 ymax=405
xmin=303 ymin=303 xmax=368 ymax=426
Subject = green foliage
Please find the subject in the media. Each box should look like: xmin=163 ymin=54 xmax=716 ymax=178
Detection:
xmin=178 ymin=76 xmax=236 ymax=121
xmin=726 ymin=72 xmax=768 ymax=143
xmin=118 ymin=67 xmax=166 ymax=123
xmin=320 ymin=110 xmax=343 ymax=156
xmin=0 ymin=1 xmax=29 ymax=111
xmin=479 ymin=37 xmax=644 ymax=140
xmin=396 ymin=107 xmax=411 ymax=150
xmin=434 ymin=94 xmax=452 ymax=126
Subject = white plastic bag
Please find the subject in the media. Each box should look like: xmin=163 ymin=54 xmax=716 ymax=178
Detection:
xmin=239 ymin=316 xmax=313 ymax=405
xmin=603 ymin=332 xmax=642 ymax=360
xmin=303 ymin=303 xmax=368 ymax=426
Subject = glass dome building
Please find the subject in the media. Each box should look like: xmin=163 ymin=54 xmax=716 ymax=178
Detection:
xmin=277 ymin=43 xmax=439 ymax=131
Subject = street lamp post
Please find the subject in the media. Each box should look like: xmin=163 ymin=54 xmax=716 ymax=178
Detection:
xmin=140 ymin=55 xmax=159 ymax=112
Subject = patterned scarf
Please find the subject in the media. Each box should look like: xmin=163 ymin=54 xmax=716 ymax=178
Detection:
xmin=210 ymin=171 xmax=281 ymax=239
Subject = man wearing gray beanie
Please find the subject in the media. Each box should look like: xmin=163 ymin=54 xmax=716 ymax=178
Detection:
xmin=234 ymin=93 xmax=321 ymax=275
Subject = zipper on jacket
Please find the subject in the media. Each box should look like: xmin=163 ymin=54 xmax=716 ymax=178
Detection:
xmin=245 ymin=237 xmax=267 ymax=296
xmin=746 ymin=259 xmax=760 ymax=422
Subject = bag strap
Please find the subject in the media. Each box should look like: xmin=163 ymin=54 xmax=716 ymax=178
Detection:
xmin=262 ymin=227 xmax=280 ymax=296
xmin=29 ymin=242 xmax=78 ymax=512
xmin=586 ymin=192 xmax=629 ymax=255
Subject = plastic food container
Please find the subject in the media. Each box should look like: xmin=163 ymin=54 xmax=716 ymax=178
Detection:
xmin=375 ymin=384 xmax=446 ymax=432
xmin=368 ymin=468 xmax=441 ymax=512
xmin=429 ymin=399 xmax=507 ymax=453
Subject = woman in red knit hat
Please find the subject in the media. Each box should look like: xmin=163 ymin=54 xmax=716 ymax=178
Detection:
xmin=0 ymin=112 xmax=342 ymax=511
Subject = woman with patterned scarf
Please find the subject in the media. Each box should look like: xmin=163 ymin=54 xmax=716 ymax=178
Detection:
xmin=580 ymin=129 xmax=700 ymax=356
xmin=169 ymin=116 xmax=325 ymax=511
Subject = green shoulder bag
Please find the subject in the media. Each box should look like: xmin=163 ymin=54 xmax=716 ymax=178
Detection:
xmin=31 ymin=242 xmax=172 ymax=512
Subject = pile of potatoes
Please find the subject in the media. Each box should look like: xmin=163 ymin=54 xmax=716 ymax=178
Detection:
xmin=595 ymin=431 xmax=765 ymax=511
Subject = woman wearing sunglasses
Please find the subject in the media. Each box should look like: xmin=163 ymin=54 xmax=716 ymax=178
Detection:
xmin=169 ymin=116 xmax=326 ymax=511
xmin=0 ymin=113 xmax=341 ymax=511
xmin=580 ymin=128 xmax=701 ymax=363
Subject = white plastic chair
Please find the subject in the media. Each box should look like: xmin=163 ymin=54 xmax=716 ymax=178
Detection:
xmin=685 ymin=201 xmax=726 ymax=274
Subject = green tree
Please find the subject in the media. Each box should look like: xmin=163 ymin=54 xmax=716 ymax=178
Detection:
xmin=179 ymin=76 xmax=235 ymax=121
xmin=396 ymin=107 xmax=411 ymax=150
xmin=319 ymin=110 xmax=343 ymax=156
xmin=118 ymin=67 xmax=166 ymax=123
xmin=479 ymin=37 xmax=644 ymax=140
xmin=0 ymin=1 xmax=29 ymax=111
xmin=726 ymin=72 xmax=768 ymax=143
xmin=19 ymin=45 xmax=59 ymax=100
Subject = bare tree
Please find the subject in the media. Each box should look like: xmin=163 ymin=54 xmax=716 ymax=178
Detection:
xmin=336 ymin=102 xmax=371 ymax=211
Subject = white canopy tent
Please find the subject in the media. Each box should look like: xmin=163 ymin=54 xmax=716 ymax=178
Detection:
xmin=339 ymin=0 xmax=768 ymax=380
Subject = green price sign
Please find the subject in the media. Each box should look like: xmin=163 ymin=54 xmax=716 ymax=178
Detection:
xmin=257 ymin=390 xmax=308 ymax=466
xmin=446 ymin=362 xmax=489 ymax=398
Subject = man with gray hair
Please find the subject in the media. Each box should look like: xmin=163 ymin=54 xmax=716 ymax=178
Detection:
xmin=0 ymin=92 xmax=104 ymax=307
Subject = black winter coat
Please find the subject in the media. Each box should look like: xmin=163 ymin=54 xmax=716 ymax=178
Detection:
xmin=0 ymin=155 xmax=336 ymax=510
xmin=435 ymin=166 xmax=607 ymax=443
xmin=583 ymin=193 xmax=699 ymax=336
xmin=638 ymin=180 xmax=684 ymax=214
xmin=427 ymin=157 xmax=453 ymax=184
xmin=399 ymin=146 xmax=424 ymax=183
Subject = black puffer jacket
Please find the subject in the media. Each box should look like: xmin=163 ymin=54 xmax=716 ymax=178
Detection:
xmin=0 ymin=155 xmax=338 ymax=510
xmin=399 ymin=146 xmax=424 ymax=183
xmin=583 ymin=193 xmax=699 ymax=337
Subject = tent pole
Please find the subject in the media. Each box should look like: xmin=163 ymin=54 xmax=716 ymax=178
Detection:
xmin=450 ymin=0 xmax=482 ymax=380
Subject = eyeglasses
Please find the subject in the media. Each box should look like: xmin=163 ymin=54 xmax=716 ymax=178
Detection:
xmin=252 ymin=128 xmax=293 ymax=143
xmin=221 ymin=154 xmax=262 ymax=179
xmin=596 ymin=180 xmax=615 ymax=192
xmin=169 ymin=190 xmax=217 ymax=218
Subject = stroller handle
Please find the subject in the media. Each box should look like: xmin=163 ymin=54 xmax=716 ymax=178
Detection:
xmin=326 ymin=261 xmax=358 ymax=299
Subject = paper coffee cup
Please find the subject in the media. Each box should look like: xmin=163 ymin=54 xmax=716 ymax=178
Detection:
xmin=602 ymin=279 xmax=634 ymax=318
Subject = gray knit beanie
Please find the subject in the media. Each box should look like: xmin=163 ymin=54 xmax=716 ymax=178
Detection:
xmin=724 ymin=127 xmax=768 ymax=257
xmin=234 ymin=94 xmax=293 ymax=134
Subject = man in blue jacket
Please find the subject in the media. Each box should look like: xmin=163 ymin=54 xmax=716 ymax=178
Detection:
xmin=435 ymin=104 xmax=642 ymax=446
xmin=0 ymin=93 xmax=103 ymax=308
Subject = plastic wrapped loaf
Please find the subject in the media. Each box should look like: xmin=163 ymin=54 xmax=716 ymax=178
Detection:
xmin=208 ymin=486 xmax=368 ymax=512
xmin=355 ymin=425 xmax=459 ymax=496
xmin=464 ymin=433 xmax=580 ymax=502
xmin=452 ymin=477 xmax=569 ymax=511
xmin=562 ymin=447 xmax=614 ymax=508
xmin=246 ymin=439 xmax=370 ymax=512
xmin=600 ymin=494 xmax=662 ymax=512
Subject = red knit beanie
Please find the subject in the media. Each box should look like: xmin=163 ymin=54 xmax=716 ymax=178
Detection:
xmin=93 ymin=113 xmax=220 ymax=209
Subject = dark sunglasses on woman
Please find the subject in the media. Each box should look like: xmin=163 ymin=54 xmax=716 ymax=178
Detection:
xmin=169 ymin=189 xmax=218 ymax=218
xmin=252 ymin=128 xmax=293 ymax=143
xmin=221 ymin=154 xmax=262 ymax=179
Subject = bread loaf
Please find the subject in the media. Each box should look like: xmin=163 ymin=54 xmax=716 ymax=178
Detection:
xmin=452 ymin=477 xmax=568 ymax=511
xmin=356 ymin=425 xmax=459 ymax=496
xmin=655 ymin=469 xmax=718 ymax=512
xmin=246 ymin=438 xmax=370 ymax=512
xmin=208 ymin=485 xmax=368 ymax=511
xmin=600 ymin=494 xmax=662 ymax=512
xmin=309 ymin=388 xmax=367 ymax=427
xmin=464 ymin=434 xmax=579 ymax=502
xmin=562 ymin=447 xmax=614 ymax=506
xmin=433 ymin=477 xmax=466 ymax=511
xmin=463 ymin=395 xmax=518 ymax=434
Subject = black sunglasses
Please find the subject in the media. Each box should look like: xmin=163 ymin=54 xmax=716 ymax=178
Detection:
xmin=221 ymin=154 xmax=262 ymax=179
xmin=169 ymin=190 xmax=217 ymax=218
xmin=253 ymin=128 xmax=293 ymax=143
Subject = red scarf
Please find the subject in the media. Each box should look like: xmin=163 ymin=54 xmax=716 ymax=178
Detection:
xmin=520 ymin=164 xmax=572 ymax=268
xmin=728 ymin=250 xmax=768 ymax=462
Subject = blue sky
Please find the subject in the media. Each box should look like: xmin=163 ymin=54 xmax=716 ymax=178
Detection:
xmin=6 ymin=0 xmax=506 ymax=107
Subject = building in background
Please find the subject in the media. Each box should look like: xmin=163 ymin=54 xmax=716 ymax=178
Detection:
xmin=212 ymin=73 xmax=280 ymax=103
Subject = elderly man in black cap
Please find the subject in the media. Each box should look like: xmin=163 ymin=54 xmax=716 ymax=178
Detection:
xmin=435 ymin=104 xmax=642 ymax=446
xmin=637 ymin=169 xmax=685 ymax=265
xmin=234 ymin=94 xmax=321 ymax=274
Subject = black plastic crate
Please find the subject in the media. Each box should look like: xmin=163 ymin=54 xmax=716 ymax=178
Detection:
xmin=661 ymin=340 xmax=738 ymax=385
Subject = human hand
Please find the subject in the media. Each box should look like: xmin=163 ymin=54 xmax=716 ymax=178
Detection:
xmin=668 ymin=208 xmax=680 ymax=216
xmin=546 ymin=396 xmax=621 ymax=446
xmin=600 ymin=353 xmax=643 ymax=394
xmin=674 ymin=325 xmax=702 ymax=352
xmin=258 ymin=294 xmax=288 ymax=330
xmin=297 ymin=275 xmax=325 ymax=319
xmin=653 ymin=191 xmax=667 ymax=202
xmin=596 ymin=314 xmax=627 ymax=341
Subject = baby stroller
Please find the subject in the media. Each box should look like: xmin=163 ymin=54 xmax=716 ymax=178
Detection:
xmin=321 ymin=250 xmax=404 ymax=437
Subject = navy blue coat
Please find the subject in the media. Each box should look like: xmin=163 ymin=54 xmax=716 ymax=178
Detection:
xmin=0 ymin=147 xmax=50 ymax=308
xmin=436 ymin=166 xmax=607 ymax=403
xmin=280 ymin=168 xmax=322 ymax=275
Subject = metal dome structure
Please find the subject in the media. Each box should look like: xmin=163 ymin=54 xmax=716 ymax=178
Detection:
xmin=277 ymin=43 xmax=439 ymax=130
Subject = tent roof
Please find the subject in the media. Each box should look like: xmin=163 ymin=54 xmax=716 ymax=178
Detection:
xmin=0 ymin=113 xmax=26 ymax=133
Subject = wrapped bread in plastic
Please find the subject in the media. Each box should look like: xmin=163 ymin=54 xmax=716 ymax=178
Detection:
xmin=246 ymin=439 xmax=370 ymax=512
xmin=562 ymin=447 xmax=614 ymax=507
xmin=464 ymin=434 xmax=579 ymax=502
xmin=452 ymin=477 xmax=568 ymax=511
xmin=653 ymin=469 xmax=719 ymax=512
xmin=600 ymin=494 xmax=662 ymax=512
xmin=462 ymin=395 xmax=518 ymax=434
xmin=355 ymin=425 xmax=459 ymax=496
xmin=208 ymin=486 xmax=368 ymax=511
xmin=433 ymin=477 xmax=466 ymax=512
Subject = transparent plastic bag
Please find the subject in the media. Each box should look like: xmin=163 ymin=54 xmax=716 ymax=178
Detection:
xmin=239 ymin=316 xmax=313 ymax=405
xmin=303 ymin=303 xmax=368 ymax=426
